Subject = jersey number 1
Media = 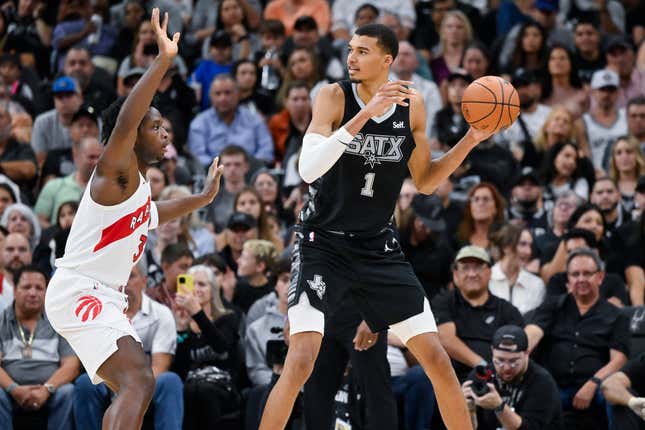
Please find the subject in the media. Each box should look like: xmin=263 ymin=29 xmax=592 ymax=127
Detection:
xmin=361 ymin=172 xmax=375 ymax=197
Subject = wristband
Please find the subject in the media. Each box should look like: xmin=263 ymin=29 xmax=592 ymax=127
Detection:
xmin=494 ymin=400 xmax=506 ymax=413
xmin=590 ymin=376 xmax=602 ymax=385
xmin=5 ymin=382 xmax=17 ymax=393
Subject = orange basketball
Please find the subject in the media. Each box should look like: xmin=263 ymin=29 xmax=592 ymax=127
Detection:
xmin=461 ymin=76 xmax=520 ymax=133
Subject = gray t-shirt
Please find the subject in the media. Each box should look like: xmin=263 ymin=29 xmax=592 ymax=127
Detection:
xmin=31 ymin=109 xmax=72 ymax=154
xmin=0 ymin=306 xmax=74 ymax=385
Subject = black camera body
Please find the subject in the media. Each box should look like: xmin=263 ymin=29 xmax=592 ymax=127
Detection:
xmin=470 ymin=364 xmax=495 ymax=397
xmin=266 ymin=327 xmax=288 ymax=367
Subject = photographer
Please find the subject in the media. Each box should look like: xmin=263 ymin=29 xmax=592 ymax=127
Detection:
xmin=462 ymin=325 xmax=563 ymax=430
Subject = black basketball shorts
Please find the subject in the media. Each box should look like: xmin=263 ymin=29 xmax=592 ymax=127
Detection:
xmin=288 ymin=224 xmax=436 ymax=336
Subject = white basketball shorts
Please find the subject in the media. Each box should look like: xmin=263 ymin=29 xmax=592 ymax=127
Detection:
xmin=45 ymin=268 xmax=141 ymax=384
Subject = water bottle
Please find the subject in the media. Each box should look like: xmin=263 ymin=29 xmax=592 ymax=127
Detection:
xmin=260 ymin=50 xmax=280 ymax=91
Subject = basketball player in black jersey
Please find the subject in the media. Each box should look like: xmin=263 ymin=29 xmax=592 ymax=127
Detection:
xmin=259 ymin=24 xmax=494 ymax=430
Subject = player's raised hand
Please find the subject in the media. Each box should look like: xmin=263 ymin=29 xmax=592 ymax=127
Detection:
xmin=364 ymin=80 xmax=416 ymax=117
xmin=201 ymin=156 xmax=225 ymax=203
xmin=151 ymin=8 xmax=179 ymax=59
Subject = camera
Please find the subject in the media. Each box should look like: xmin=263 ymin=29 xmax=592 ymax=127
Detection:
xmin=469 ymin=364 xmax=494 ymax=397
xmin=266 ymin=327 xmax=288 ymax=367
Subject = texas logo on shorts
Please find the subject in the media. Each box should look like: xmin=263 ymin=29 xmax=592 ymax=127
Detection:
xmin=75 ymin=295 xmax=103 ymax=322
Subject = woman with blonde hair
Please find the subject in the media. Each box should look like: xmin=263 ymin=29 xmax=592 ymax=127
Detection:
xmin=158 ymin=185 xmax=216 ymax=257
xmin=534 ymin=106 xmax=589 ymax=155
xmin=607 ymin=135 xmax=645 ymax=212
xmin=456 ymin=182 xmax=506 ymax=249
xmin=430 ymin=10 xmax=473 ymax=87
xmin=173 ymin=264 xmax=242 ymax=429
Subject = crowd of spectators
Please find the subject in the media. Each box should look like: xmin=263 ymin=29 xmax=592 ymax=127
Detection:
xmin=0 ymin=0 xmax=642 ymax=429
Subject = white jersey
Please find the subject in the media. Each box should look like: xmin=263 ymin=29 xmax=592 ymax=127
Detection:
xmin=55 ymin=172 xmax=159 ymax=288
xmin=583 ymin=108 xmax=628 ymax=169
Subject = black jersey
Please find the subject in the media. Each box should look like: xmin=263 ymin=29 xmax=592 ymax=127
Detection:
xmin=300 ymin=80 xmax=416 ymax=234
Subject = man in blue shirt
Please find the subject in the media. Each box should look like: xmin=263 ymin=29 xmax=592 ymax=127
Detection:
xmin=188 ymin=74 xmax=274 ymax=165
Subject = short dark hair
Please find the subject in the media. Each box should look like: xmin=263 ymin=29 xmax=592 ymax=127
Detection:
xmin=195 ymin=253 xmax=227 ymax=273
xmin=274 ymin=255 xmax=291 ymax=276
xmin=14 ymin=264 xmax=49 ymax=287
xmin=285 ymin=80 xmax=310 ymax=98
xmin=260 ymin=19 xmax=286 ymax=37
xmin=354 ymin=24 xmax=399 ymax=60
xmin=0 ymin=183 xmax=17 ymax=204
xmin=628 ymin=95 xmax=645 ymax=109
xmin=161 ymin=243 xmax=194 ymax=265
xmin=566 ymin=202 xmax=606 ymax=233
xmin=220 ymin=145 xmax=249 ymax=162
xmin=232 ymin=59 xmax=257 ymax=79
xmin=566 ymin=247 xmax=604 ymax=272
xmin=563 ymin=228 xmax=598 ymax=249
xmin=355 ymin=3 xmax=379 ymax=20
xmin=101 ymin=96 xmax=159 ymax=145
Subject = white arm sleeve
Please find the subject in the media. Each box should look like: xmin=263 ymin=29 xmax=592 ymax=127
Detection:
xmin=298 ymin=127 xmax=354 ymax=184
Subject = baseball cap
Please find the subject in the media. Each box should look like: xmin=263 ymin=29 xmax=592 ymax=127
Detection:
xmin=410 ymin=194 xmax=446 ymax=232
xmin=71 ymin=105 xmax=98 ymax=125
xmin=492 ymin=325 xmax=528 ymax=352
xmin=210 ymin=30 xmax=233 ymax=48
xmin=591 ymin=69 xmax=619 ymax=90
xmin=227 ymin=212 xmax=257 ymax=230
xmin=534 ymin=0 xmax=558 ymax=12
xmin=123 ymin=67 xmax=147 ymax=85
xmin=511 ymin=68 xmax=539 ymax=87
xmin=605 ymin=34 xmax=634 ymax=53
xmin=52 ymin=76 xmax=79 ymax=94
xmin=512 ymin=167 xmax=541 ymax=187
xmin=293 ymin=15 xmax=318 ymax=32
xmin=454 ymin=245 xmax=491 ymax=265
xmin=447 ymin=68 xmax=473 ymax=84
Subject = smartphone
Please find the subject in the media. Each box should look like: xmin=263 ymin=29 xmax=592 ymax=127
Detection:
xmin=177 ymin=274 xmax=194 ymax=295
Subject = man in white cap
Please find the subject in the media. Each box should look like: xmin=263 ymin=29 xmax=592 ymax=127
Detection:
xmin=582 ymin=69 xmax=628 ymax=171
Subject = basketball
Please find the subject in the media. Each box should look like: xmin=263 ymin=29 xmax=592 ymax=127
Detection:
xmin=461 ymin=76 xmax=520 ymax=133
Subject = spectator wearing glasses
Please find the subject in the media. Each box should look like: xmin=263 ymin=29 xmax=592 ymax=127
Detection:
xmin=525 ymin=248 xmax=630 ymax=429
xmin=461 ymin=325 xmax=563 ymax=430
xmin=433 ymin=246 xmax=524 ymax=381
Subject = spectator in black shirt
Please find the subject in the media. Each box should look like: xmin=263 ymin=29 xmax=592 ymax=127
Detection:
xmin=590 ymin=177 xmax=631 ymax=234
xmin=234 ymin=59 xmax=275 ymax=118
xmin=602 ymin=353 xmax=645 ymax=430
xmin=400 ymin=194 xmax=455 ymax=299
xmin=218 ymin=212 xmax=259 ymax=274
xmin=525 ymin=248 xmax=630 ymax=429
xmin=0 ymin=104 xmax=37 ymax=203
xmin=572 ymin=17 xmax=606 ymax=85
xmin=462 ymin=325 xmax=564 ymax=430
xmin=233 ymin=239 xmax=277 ymax=313
xmin=433 ymin=69 xmax=471 ymax=150
xmin=62 ymin=47 xmax=117 ymax=113
xmin=173 ymin=264 xmax=242 ymax=430
xmin=507 ymin=167 xmax=548 ymax=231
xmin=546 ymin=228 xmax=628 ymax=306
xmin=433 ymin=246 xmax=524 ymax=381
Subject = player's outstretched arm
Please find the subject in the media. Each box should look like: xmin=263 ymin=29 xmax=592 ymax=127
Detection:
xmin=155 ymin=157 xmax=224 ymax=225
xmin=99 ymin=8 xmax=179 ymax=173
xmin=408 ymin=92 xmax=494 ymax=195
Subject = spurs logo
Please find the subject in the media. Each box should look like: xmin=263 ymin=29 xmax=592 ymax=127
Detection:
xmin=345 ymin=133 xmax=405 ymax=168
xmin=384 ymin=237 xmax=399 ymax=252
xmin=307 ymin=275 xmax=326 ymax=300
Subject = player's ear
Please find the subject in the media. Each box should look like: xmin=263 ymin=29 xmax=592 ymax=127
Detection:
xmin=383 ymin=54 xmax=393 ymax=67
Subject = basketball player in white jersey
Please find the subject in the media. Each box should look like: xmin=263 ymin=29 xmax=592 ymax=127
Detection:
xmin=45 ymin=10 xmax=223 ymax=429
